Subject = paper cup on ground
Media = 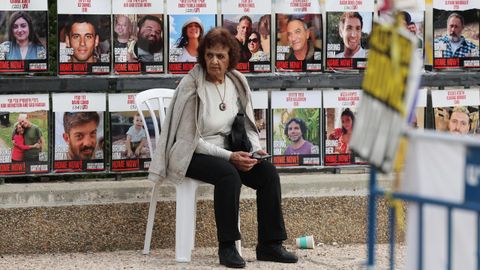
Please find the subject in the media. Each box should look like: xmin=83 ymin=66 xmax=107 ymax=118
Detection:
xmin=296 ymin=235 xmax=315 ymax=249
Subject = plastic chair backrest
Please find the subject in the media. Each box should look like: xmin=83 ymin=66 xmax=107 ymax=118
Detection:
xmin=134 ymin=88 xmax=175 ymax=155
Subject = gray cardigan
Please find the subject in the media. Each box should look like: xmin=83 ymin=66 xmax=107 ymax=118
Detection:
xmin=148 ymin=64 xmax=260 ymax=184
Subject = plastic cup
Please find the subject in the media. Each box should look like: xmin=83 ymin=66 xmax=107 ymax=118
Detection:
xmin=296 ymin=235 xmax=315 ymax=249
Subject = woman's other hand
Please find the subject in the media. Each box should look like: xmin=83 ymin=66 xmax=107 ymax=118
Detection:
xmin=229 ymin=151 xmax=257 ymax=171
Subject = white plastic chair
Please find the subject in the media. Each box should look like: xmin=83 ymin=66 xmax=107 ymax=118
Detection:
xmin=135 ymin=88 xmax=241 ymax=262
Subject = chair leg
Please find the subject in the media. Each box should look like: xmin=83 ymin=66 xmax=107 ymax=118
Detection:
xmin=236 ymin=213 xmax=242 ymax=256
xmin=175 ymin=179 xmax=199 ymax=262
xmin=143 ymin=184 xmax=159 ymax=255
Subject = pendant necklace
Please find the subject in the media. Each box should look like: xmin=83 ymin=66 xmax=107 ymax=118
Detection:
xmin=214 ymin=79 xmax=227 ymax=111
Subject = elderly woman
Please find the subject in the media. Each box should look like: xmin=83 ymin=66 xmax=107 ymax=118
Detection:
xmin=0 ymin=11 xmax=46 ymax=60
xmin=148 ymin=27 xmax=297 ymax=268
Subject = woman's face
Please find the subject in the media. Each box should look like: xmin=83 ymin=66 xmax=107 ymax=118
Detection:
xmin=341 ymin=115 xmax=353 ymax=131
xmin=205 ymin=44 xmax=229 ymax=82
xmin=16 ymin=124 xmax=24 ymax=135
xmin=186 ymin=23 xmax=201 ymax=40
xmin=247 ymin=33 xmax=260 ymax=53
xmin=13 ymin=17 xmax=30 ymax=43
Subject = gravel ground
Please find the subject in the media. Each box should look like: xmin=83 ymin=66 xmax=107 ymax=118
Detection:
xmin=0 ymin=244 xmax=405 ymax=270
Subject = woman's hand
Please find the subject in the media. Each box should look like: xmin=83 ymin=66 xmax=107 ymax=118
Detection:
xmin=229 ymin=151 xmax=257 ymax=172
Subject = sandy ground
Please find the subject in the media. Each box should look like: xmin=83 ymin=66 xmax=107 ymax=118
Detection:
xmin=0 ymin=244 xmax=405 ymax=270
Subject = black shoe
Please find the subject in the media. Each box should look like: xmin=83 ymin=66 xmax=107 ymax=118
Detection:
xmin=218 ymin=244 xmax=246 ymax=268
xmin=256 ymin=242 xmax=298 ymax=263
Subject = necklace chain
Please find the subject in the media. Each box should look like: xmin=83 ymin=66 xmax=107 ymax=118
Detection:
xmin=214 ymin=78 xmax=227 ymax=111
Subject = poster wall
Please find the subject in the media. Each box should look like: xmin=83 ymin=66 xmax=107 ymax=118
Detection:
xmin=0 ymin=94 xmax=49 ymax=175
xmin=271 ymin=90 xmax=321 ymax=166
xmin=432 ymin=88 xmax=480 ymax=135
xmin=275 ymin=0 xmax=322 ymax=72
xmin=109 ymin=93 xmax=153 ymax=171
xmin=57 ymin=0 xmax=111 ymax=75
xmin=0 ymin=1 xmax=48 ymax=73
xmin=433 ymin=0 xmax=480 ymax=69
xmin=251 ymin=91 xmax=269 ymax=150
xmin=222 ymin=0 xmax=271 ymax=73
xmin=325 ymin=0 xmax=374 ymax=70
xmin=323 ymin=90 xmax=362 ymax=165
xmin=52 ymin=93 xmax=106 ymax=173
xmin=167 ymin=0 xmax=217 ymax=74
xmin=112 ymin=0 xmax=164 ymax=74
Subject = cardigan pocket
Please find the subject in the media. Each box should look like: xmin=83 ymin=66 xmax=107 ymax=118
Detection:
xmin=168 ymin=139 xmax=195 ymax=178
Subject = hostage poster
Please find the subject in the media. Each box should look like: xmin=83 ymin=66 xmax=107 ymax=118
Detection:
xmin=109 ymin=93 xmax=154 ymax=172
xmin=0 ymin=0 xmax=48 ymax=73
xmin=222 ymin=0 xmax=271 ymax=73
xmin=271 ymin=90 xmax=321 ymax=166
xmin=323 ymin=89 xmax=362 ymax=166
xmin=112 ymin=0 xmax=164 ymax=74
xmin=52 ymin=93 xmax=106 ymax=173
xmin=325 ymin=0 xmax=374 ymax=70
xmin=0 ymin=94 xmax=49 ymax=175
xmin=433 ymin=0 xmax=480 ymax=69
xmin=167 ymin=0 xmax=216 ymax=74
xmin=57 ymin=0 xmax=112 ymax=75
xmin=275 ymin=0 xmax=323 ymax=72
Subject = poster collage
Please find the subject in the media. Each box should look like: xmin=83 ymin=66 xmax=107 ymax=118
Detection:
xmin=5 ymin=87 xmax=480 ymax=176
xmin=0 ymin=0 xmax=479 ymax=74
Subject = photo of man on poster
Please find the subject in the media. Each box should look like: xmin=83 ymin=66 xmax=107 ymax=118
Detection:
xmin=286 ymin=18 xmax=315 ymax=61
xmin=62 ymin=111 xmax=102 ymax=160
xmin=335 ymin=12 xmax=367 ymax=58
xmin=284 ymin=117 xmax=315 ymax=155
xmin=64 ymin=15 xmax=100 ymax=63
xmin=127 ymin=15 xmax=163 ymax=62
xmin=434 ymin=12 xmax=478 ymax=58
xmin=448 ymin=106 xmax=471 ymax=135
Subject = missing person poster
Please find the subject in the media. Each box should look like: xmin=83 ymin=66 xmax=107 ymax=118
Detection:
xmin=167 ymin=0 xmax=217 ymax=74
xmin=275 ymin=0 xmax=322 ymax=72
xmin=58 ymin=1 xmax=111 ymax=75
xmin=432 ymin=88 xmax=480 ymax=135
xmin=222 ymin=1 xmax=271 ymax=73
xmin=0 ymin=94 xmax=49 ymax=175
xmin=271 ymin=90 xmax=321 ymax=166
xmin=52 ymin=93 xmax=105 ymax=173
xmin=325 ymin=0 xmax=374 ymax=70
xmin=251 ymin=91 xmax=269 ymax=150
xmin=112 ymin=0 xmax=164 ymax=74
xmin=323 ymin=90 xmax=362 ymax=166
xmin=0 ymin=1 xmax=48 ymax=73
xmin=109 ymin=93 xmax=153 ymax=172
xmin=433 ymin=0 xmax=480 ymax=69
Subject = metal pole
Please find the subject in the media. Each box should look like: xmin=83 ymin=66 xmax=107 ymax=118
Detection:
xmin=367 ymin=166 xmax=377 ymax=268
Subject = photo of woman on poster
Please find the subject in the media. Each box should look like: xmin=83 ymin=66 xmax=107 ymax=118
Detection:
xmin=11 ymin=122 xmax=41 ymax=162
xmin=328 ymin=108 xmax=354 ymax=154
xmin=247 ymin=31 xmax=268 ymax=61
xmin=0 ymin=11 xmax=46 ymax=60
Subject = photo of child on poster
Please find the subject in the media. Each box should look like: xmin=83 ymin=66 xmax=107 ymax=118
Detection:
xmin=54 ymin=111 xmax=105 ymax=172
xmin=433 ymin=9 xmax=479 ymax=69
xmin=111 ymin=111 xmax=155 ymax=171
xmin=272 ymin=108 xmax=320 ymax=166
xmin=0 ymin=10 xmax=48 ymax=72
xmin=57 ymin=14 xmax=111 ymax=75
xmin=275 ymin=13 xmax=322 ymax=72
xmin=168 ymin=14 xmax=216 ymax=74
xmin=326 ymin=11 xmax=373 ymax=70
xmin=113 ymin=14 xmax=164 ymax=74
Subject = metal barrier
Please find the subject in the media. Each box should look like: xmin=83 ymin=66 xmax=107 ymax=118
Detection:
xmin=367 ymin=131 xmax=480 ymax=270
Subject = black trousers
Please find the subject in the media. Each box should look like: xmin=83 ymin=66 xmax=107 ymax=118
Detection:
xmin=185 ymin=153 xmax=287 ymax=243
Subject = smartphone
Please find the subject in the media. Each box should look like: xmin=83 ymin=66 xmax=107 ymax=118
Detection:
xmin=251 ymin=152 xmax=272 ymax=160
